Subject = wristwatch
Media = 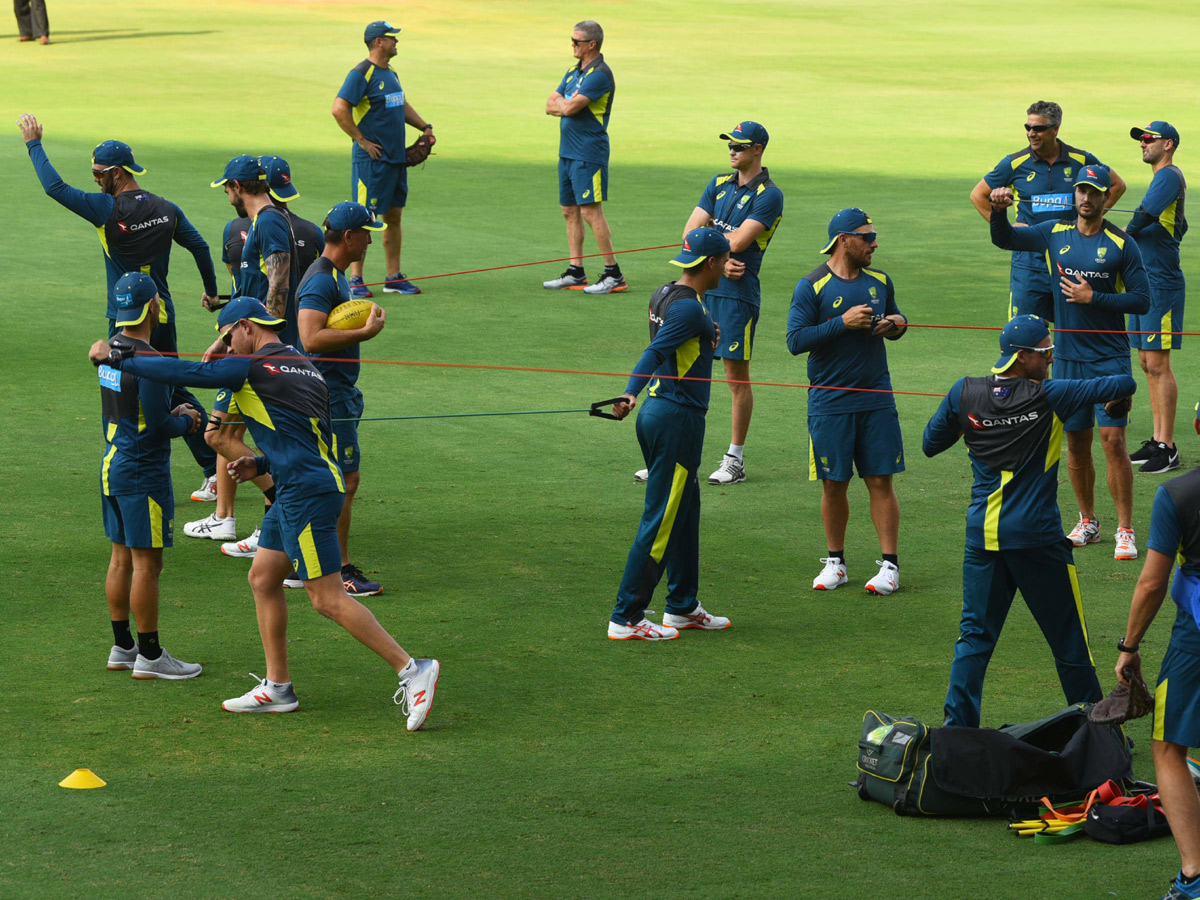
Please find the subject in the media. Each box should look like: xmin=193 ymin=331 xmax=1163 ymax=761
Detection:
xmin=423 ymin=123 xmax=433 ymax=131
xmin=1117 ymin=637 xmax=1140 ymax=654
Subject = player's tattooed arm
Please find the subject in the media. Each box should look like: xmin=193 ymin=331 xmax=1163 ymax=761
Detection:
xmin=264 ymin=251 xmax=292 ymax=319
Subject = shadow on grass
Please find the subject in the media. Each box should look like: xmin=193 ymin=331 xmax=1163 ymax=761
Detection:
xmin=5 ymin=29 xmax=217 ymax=43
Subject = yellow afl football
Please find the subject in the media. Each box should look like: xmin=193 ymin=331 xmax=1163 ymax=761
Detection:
xmin=326 ymin=299 xmax=375 ymax=330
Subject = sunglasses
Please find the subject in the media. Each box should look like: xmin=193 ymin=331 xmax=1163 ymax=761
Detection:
xmin=91 ymin=165 xmax=118 ymax=175
xmin=1015 ymin=344 xmax=1054 ymax=357
xmin=219 ymin=324 xmax=239 ymax=346
xmin=571 ymin=37 xmax=593 ymax=45
xmin=841 ymin=231 xmax=877 ymax=243
xmin=1024 ymin=123 xmax=1055 ymax=133
xmin=1140 ymin=135 xmax=1164 ymax=144
xmin=727 ymin=142 xmax=754 ymax=152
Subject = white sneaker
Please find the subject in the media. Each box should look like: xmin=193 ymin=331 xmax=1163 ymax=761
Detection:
xmin=221 ymin=528 xmax=261 ymax=558
xmin=222 ymin=674 xmax=299 ymax=713
xmin=582 ymin=273 xmax=628 ymax=294
xmin=542 ymin=270 xmax=588 ymax=290
xmin=1115 ymin=528 xmax=1138 ymax=560
xmin=634 ymin=468 xmax=649 ymax=482
xmin=813 ymin=557 xmax=849 ymax=590
xmin=394 ymin=658 xmax=440 ymax=732
xmin=607 ymin=619 xmax=679 ymax=641
xmin=107 ymin=643 xmax=138 ymax=671
xmin=131 ymin=648 xmax=203 ymax=680
xmin=1067 ymin=515 xmax=1101 ymax=547
xmin=283 ymin=569 xmax=304 ymax=589
xmin=708 ymin=454 xmax=746 ymax=485
xmin=662 ymin=603 xmax=731 ymax=630
xmin=191 ymin=474 xmax=218 ymax=502
xmin=865 ymin=560 xmax=900 ymax=596
xmin=184 ymin=512 xmax=236 ymax=540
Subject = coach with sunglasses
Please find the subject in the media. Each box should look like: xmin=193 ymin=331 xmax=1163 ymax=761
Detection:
xmin=969 ymin=101 xmax=1126 ymax=322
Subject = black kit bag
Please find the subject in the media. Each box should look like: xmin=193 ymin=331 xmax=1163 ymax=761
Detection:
xmin=855 ymin=705 xmax=1132 ymax=817
xmin=1084 ymin=797 xmax=1172 ymax=844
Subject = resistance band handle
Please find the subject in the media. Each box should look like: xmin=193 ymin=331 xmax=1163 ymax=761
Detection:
xmin=590 ymin=397 xmax=630 ymax=420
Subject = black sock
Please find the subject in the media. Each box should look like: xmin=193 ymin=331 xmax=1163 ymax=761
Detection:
xmin=566 ymin=265 xmax=585 ymax=277
xmin=263 ymin=484 xmax=276 ymax=504
xmin=111 ymin=620 xmax=135 ymax=650
xmin=137 ymin=631 xmax=162 ymax=660
xmin=829 ymin=550 xmax=844 ymax=564
xmin=1182 ymin=872 xmax=1200 ymax=886
xmin=883 ymin=553 xmax=899 ymax=569
xmin=604 ymin=263 xmax=622 ymax=278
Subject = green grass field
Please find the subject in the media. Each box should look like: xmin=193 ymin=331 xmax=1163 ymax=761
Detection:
xmin=4 ymin=2 xmax=1200 ymax=897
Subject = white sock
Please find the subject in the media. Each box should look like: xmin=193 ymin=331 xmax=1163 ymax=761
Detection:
xmin=267 ymin=679 xmax=291 ymax=694
xmin=399 ymin=659 xmax=418 ymax=680
xmin=727 ymin=444 xmax=744 ymax=462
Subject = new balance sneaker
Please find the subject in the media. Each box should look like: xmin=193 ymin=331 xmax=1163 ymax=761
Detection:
xmin=708 ymin=454 xmax=746 ymax=485
xmin=191 ymin=474 xmax=218 ymax=502
xmin=865 ymin=560 xmax=900 ymax=596
xmin=383 ymin=272 xmax=421 ymax=294
xmin=1159 ymin=870 xmax=1200 ymax=900
xmin=1115 ymin=527 xmax=1138 ymax=560
xmin=283 ymin=569 xmax=304 ymax=589
xmin=342 ymin=563 xmax=382 ymax=598
xmin=184 ymin=512 xmax=236 ymax=540
xmin=348 ymin=275 xmax=373 ymax=299
xmin=1067 ymin=515 xmax=1101 ymax=547
xmin=662 ymin=604 xmax=731 ymax=630
xmin=394 ymin=658 xmax=440 ymax=732
xmin=131 ymin=649 xmax=203 ymax=680
xmin=812 ymin=558 xmax=849 ymax=591
xmin=222 ymin=674 xmax=299 ymax=713
xmin=607 ymin=619 xmax=679 ymax=641
xmin=1129 ymin=438 xmax=1156 ymax=466
xmin=542 ymin=269 xmax=588 ymax=290
xmin=107 ymin=644 xmax=138 ymax=671
xmin=634 ymin=468 xmax=649 ymax=483
xmin=1141 ymin=442 xmax=1182 ymax=475
xmin=221 ymin=528 xmax=260 ymax=558
xmin=582 ymin=273 xmax=628 ymax=294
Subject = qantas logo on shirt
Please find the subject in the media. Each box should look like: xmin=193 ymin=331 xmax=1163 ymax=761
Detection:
xmin=649 ymin=310 xmax=664 ymax=327
xmin=240 ymin=230 xmax=248 ymax=241
xmin=262 ymin=362 xmax=325 ymax=381
xmin=968 ymin=411 xmax=1039 ymax=429
xmin=117 ymin=216 xmax=170 ymax=233
xmin=1057 ymin=262 xmax=1110 ymax=281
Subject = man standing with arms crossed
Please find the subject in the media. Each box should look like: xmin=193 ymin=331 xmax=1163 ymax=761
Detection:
xmin=1111 ymin=407 xmax=1200 ymax=900
xmin=542 ymin=20 xmax=624 ymax=295
xmin=924 ymin=315 xmax=1134 ymax=727
xmin=970 ymin=101 xmax=1125 ymax=321
xmin=298 ymin=202 xmax=388 ymax=598
xmin=96 ymin=273 xmax=204 ymax=680
xmin=90 ymin=298 xmax=440 ymax=730
xmin=688 ymin=122 xmax=782 ymax=486
xmin=787 ymin=209 xmax=908 ymax=595
xmin=990 ymin=166 xmax=1151 ymax=559
xmin=1126 ymin=122 xmax=1188 ymax=475
xmin=18 ymin=113 xmax=221 ymax=501
xmin=332 ymin=20 xmax=435 ymax=299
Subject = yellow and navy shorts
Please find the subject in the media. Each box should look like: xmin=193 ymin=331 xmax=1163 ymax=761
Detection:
xmin=708 ymin=295 xmax=758 ymax=361
xmin=1007 ymin=264 xmax=1055 ymax=323
xmin=1154 ymin=640 xmax=1200 ymax=747
xmin=1129 ymin=285 xmax=1185 ymax=351
xmin=212 ymin=387 xmax=241 ymax=418
xmin=258 ymin=489 xmax=343 ymax=582
xmin=102 ymin=488 xmax=174 ymax=549
xmin=330 ymin=392 xmax=364 ymax=474
xmin=558 ymin=157 xmax=607 ymax=206
xmin=808 ymin=408 xmax=905 ymax=482
xmin=351 ymin=155 xmax=407 ymax=213
xmin=1056 ymin=357 xmax=1133 ymax=430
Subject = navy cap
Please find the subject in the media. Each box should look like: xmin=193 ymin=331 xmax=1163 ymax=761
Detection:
xmin=1131 ymin=121 xmax=1180 ymax=146
xmin=216 ymin=297 xmax=286 ymax=333
xmin=719 ymin=121 xmax=769 ymax=147
xmin=364 ymin=20 xmax=401 ymax=43
xmin=261 ymin=155 xmax=299 ymax=202
xmin=993 ymin=314 xmax=1052 ymax=373
xmin=113 ymin=272 xmax=158 ymax=327
xmin=93 ymin=140 xmax=146 ymax=176
xmin=670 ymin=227 xmax=731 ymax=268
xmin=325 ymin=201 xmax=386 ymax=232
xmin=821 ymin=208 xmax=873 ymax=254
xmin=210 ymin=155 xmax=266 ymax=188
xmin=1074 ymin=164 xmax=1112 ymax=192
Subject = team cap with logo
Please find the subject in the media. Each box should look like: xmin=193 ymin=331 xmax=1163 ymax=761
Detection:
xmin=992 ymin=315 xmax=1052 ymax=374
xmin=325 ymin=201 xmax=387 ymax=232
xmin=261 ymin=155 xmax=299 ymax=202
xmin=113 ymin=272 xmax=158 ymax=327
xmin=1130 ymin=121 xmax=1180 ymax=146
xmin=216 ymin=297 xmax=286 ymax=333
xmin=1074 ymin=164 xmax=1112 ymax=192
xmin=93 ymin=140 xmax=146 ymax=176
xmin=364 ymin=21 xmax=401 ymax=43
xmin=821 ymin=208 xmax=873 ymax=254
xmin=719 ymin=121 xmax=769 ymax=147
xmin=670 ymin=227 xmax=731 ymax=267
xmin=210 ymin=156 xmax=266 ymax=188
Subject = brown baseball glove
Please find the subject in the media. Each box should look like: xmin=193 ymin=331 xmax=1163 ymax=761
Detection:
xmin=406 ymin=133 xmax=435 ymax=167
xmin=1089 ymin=665 xmax=1155 ymax=725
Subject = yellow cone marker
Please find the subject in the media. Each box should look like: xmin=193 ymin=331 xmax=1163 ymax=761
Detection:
xmin=59 ymin=769 xmax=106 ymax=789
